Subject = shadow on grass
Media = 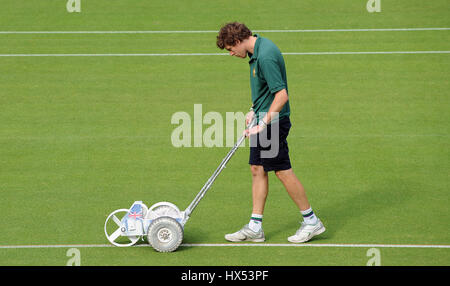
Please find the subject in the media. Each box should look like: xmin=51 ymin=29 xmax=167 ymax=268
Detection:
xmin=265 ymin=179 xmax=414 ymax=242
xmin=312 ymin=179 xmax=414 ymax=241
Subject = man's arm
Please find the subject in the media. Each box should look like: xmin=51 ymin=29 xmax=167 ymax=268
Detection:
xmin=262 ymin=88 xmax=288 ymax=125
xmin=245 ymin=88 xmax=288 ymax=136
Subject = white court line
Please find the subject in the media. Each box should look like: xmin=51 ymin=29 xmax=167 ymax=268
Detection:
xmin=0 ymin=28 xmax=449 ymax=34
xmin=283 ymin=51 xmax=450 ymax=55
xmin=0 ymin=243 xmax=449 ymax=249
xmin=1 ymin=51 xmax=450 ymax=57
xmin=0 ymin=53 xmax=227 ymax=57
xmin=182 ymin=243 xmax=450 ymax=249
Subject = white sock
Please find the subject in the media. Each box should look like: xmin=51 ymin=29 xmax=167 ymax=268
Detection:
xmin=249 ymin=213 xmax=263 ymax=232
xmin=301 ymin=207 xmax=318 ymax=225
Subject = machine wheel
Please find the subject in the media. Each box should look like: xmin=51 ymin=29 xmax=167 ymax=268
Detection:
xmin=146 ymin=202 xmax=182 ymax=220
xmin=147 ymin=216 xmax=184 ymax=252
xmin=104 ymin=209 xmax=140 ymax=247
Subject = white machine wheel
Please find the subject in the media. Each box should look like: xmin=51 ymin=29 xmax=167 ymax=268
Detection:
xmin=104 ymin=209 xmax=140 ymax=247
xmin=147 ymin=216 xmax=184 ymax=252
xmin=146 ymin=202 xmax=183 ymax=220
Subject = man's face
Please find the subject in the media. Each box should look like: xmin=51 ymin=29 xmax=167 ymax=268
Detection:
xmin=225 ymin=40 xmax=247 ymax=58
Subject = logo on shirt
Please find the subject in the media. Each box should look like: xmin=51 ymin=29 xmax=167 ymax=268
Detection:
xmin=253 ymin=67 xmax=256 ymax=77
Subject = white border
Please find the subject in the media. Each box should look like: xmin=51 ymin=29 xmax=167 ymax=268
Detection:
xmin=1 ymin=243 xmax=449 ymax=249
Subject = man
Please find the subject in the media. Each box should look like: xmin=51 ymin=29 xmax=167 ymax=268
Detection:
xmin=216 ymin=22 xmax=325 ymax=243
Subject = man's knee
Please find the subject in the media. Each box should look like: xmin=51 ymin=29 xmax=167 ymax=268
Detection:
xmin=250 ymin=165 xmax=266 ymax=177
xmin=275 ymin=168 xmax=293 ymax=180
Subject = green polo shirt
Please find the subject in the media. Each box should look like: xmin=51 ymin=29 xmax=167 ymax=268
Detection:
xmin=248 ymin=34 xmax=290 ymax=121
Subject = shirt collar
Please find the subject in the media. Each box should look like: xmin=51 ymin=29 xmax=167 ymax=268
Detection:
xmin=248 ymin=34 xmax=260 ymax=63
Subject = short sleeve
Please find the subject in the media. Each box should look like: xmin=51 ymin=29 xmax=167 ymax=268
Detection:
xmin=258 ymin=58 xmax=287 ymax=94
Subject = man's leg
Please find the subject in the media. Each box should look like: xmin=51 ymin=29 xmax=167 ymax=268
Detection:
xmin=251 ymin=165 xmax=269 ymax=214
xmin=275 ymin=168 xmax=326 ymax=243
xmin=274 ymin=168 xmax=310 ymax=211
xmin=224 ymin=164 xmax=267 ymax=242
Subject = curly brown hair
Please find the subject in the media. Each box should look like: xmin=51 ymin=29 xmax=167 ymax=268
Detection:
xmin=216 ymin=22 xmax=252 ymax=49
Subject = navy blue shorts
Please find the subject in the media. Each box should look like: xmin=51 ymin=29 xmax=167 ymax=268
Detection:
xmin=249 ymin=116 xmax=292 ymax=172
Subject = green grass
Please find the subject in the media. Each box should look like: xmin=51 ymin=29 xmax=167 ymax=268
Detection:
xmin=0 ymin=0 xmax=449 ymax=266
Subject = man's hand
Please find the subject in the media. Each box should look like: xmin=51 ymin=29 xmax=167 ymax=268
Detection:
xmin=243 ymin=110 xmax=263 ymax=137
xmin=243 ymin=124 xmax=265 ymax=137
xmin=243 ymin=89 xmax=288 ymax=137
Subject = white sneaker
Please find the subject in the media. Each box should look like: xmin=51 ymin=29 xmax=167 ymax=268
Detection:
xmin=225 ymin=224 xmax=265 ymax=242
xmin=288 ymin=219 xmax=325 ymax=243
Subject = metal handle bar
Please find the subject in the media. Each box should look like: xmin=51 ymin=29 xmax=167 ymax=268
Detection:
xmin=184 ymin=117 xmax=257 ymax=217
